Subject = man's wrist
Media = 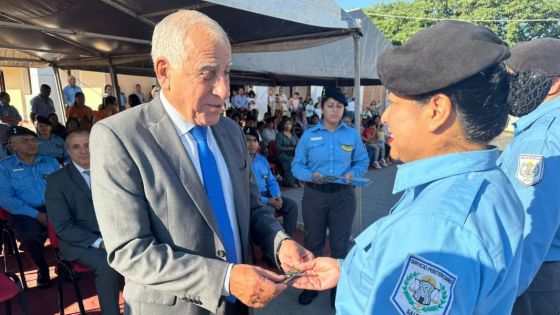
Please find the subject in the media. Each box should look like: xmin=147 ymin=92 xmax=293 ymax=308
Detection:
xmin=275 ymin=237 xmax=292 ymax=271
xmin=222 ymin=263 xmax=234 ymax=296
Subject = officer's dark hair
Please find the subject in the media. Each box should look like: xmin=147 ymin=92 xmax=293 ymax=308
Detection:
xmin=0 ymin=91 xmax=8 ymax=99
xmin=103 ymin=96 xmax=117 ymax=106
xmin=65 ymin=129 xmax=90 ymax=148
xmin=40 ymin=84 xmax=51 ymax=90
xmin=411 ymin=63 xmax=509 ymax=144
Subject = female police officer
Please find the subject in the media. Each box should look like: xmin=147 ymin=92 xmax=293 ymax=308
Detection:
xmin=291 ymin=86 xmax=368 ymax=306
xmin=291 ymin=21 xmax=526 ymax=314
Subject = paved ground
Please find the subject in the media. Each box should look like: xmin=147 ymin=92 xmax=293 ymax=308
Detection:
xmin=256 ymin=131 xmax=514 ymax=315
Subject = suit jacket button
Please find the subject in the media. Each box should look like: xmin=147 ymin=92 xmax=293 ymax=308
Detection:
xmin=217 ymin=250 xmax=226 ymax=258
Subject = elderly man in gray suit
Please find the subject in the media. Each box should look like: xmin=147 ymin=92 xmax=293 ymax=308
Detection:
xmin=90 ymin=10 xmax=312 ymax=315
xmin=46 ymin=129 xmax=121 ymax=315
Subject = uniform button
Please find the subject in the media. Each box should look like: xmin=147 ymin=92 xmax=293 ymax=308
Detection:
xmin=217 ymin=250 xmax=226 ymax=258
xmin=468 ymin=172 xmax=476 ymax=180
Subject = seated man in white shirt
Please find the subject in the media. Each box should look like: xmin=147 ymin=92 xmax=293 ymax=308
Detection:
xmin=45 ymin=129 xmax=121 ymax=315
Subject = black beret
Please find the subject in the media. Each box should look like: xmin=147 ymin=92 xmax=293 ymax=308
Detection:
xmin=6 ymin=126 xmax=37 ymax=138
xmin=321 ymin=87 xmax=347 ymax=106
xmin=35 ymin=115 xmax=52 ymax=126
xmin=378 ymin=20 xmax=510 ymax=96
xmin=507 ymin=38 xmax=560 ymax=77
xmin=243 ymin=127 xmax=259 ymax=140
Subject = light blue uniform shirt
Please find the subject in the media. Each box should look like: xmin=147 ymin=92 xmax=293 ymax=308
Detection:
xmin=0 ymin=154 xmax=60 ymax=218
xmin=292 ymin=121 xmax=369 ymax=182
xmin=37 ymin=134 xmax=69 ymax=163
xmin=336 ymin=148 xmax=524 ymax=315
xmin=63 ymin=85 xmax=82 ymax=107
xmin=251 ymin=153 xmax=281 ymax=204
xmin=497 ymin=96 xmax=560 ymax=294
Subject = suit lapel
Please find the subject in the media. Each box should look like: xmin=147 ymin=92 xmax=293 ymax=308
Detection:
xmin=146 ymin=99 xmax=220 ymax=239
xmin=211 ymin=120 xmax=249 ymax=254
xmin=68 ymin=163 xmax=92 ymax=201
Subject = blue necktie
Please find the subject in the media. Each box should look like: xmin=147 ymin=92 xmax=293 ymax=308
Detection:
xmin=190 ymin=126 xmax=238 ymax=301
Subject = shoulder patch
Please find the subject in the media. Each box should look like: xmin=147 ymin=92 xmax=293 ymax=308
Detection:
xmin=516 ymin=154 xmax=544 ymax=186
xmin=391 ymin=255 xmax=457 ymax=315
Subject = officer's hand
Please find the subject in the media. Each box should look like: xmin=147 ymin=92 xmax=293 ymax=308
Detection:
xmin=275 ymin=197 xmax=283 ymax=209
xmin=344 ymin=173 xmax=353 ymax=183
xmin=290 ymin=257 xmax=340 ymax=291
xmin=229 ymin=264 xmax=287 ymax=308
xmin=35 ymin=213 xmax=48 ymax=227
xmin=277 ymin=239 xmax=314 ymax=272
xmin=312 ymin=172 xmax=324 ymax=184
xmin=267 ymin=197 xmax=281 ymax=210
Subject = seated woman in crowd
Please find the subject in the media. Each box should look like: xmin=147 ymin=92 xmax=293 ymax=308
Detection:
xmin=261 ymin=117 xmax=277 ymax=147
xmin=48 ymin=113 xmax=67 ymax=139
xmin=362 ymin=117 xmax=388 ymax=169
xmin=65 ymin=117 xmax=80 ymax=135
xmin=94 ymin=96 xmax=119 ymax=124
xmin=35 ymin=115 xmax=69 ymax=164
xmin=67 ymin=92 xmax=94 ymax=131
xmin=275 ymin=117 xmax=302 ymax=188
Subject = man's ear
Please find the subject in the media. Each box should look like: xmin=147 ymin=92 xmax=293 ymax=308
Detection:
xmin=548 ymin=77 xmax=560 ymax=96
xmin=425 ymin=93 xmax=456 ymax=133
xmin=154 ymin=58 xmax=171 ymax=91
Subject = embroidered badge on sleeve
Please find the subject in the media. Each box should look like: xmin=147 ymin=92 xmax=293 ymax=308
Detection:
xmin=391 ymin=255 xmax=457 ymax=315
xmin=516 ymin=154 xmax=544 ymax=186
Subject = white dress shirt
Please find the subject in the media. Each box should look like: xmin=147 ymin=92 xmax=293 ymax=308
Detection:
xmin=160 ymin=92 xmax=240 ymax=296
xmin=73 ymin=161 xmax=103 ymax=248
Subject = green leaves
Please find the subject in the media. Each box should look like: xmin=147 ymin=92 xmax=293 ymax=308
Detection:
xmin=364 ymin=0 xmax=560 ymax=45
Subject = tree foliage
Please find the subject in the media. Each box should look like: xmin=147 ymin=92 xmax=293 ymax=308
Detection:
xmin=364 ymin=0 xmax=560 ymax=46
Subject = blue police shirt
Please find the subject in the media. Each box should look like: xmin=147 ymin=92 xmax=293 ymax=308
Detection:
xmin=63 ymin=85 xmax=82 ymax=107
xmin=0 ymin=154 xmax=60 ymax=218
xmin=37 ymin=134 xmax=69 ymax=163
xmin=251 ymin=153 xmax=281 ymax=204
xmin=336 ymin=148 xmax=524 ymax=314
xmin=497 ymin=96 xmax=560 ymax=294
xmin=292 ymin=121 xmax=369 ymax=181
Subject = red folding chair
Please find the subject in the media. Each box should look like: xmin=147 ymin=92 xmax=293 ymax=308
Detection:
xmin=0 ymin=272 xmax=29 ymax=315
xmin=47 ymin=221 xmax=90 ymax=315
xmin=0 ymin=208 xmax=27 ymax=289
xmin=267 ymin=141 xmax=281 ymax=176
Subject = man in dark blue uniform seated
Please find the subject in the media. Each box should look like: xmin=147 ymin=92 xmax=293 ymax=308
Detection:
xmin=244 ymin=126 xmax=298 ymax=238
xmin=0 ymin=126 xmax=60 ymax=288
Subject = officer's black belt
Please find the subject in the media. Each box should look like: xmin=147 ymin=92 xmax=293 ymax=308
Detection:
xmin=305 ymin=182 xmax=347 ymax=193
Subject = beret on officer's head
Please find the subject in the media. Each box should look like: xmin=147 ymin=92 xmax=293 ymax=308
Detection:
xmin=6 ymin=126 xmax=37 ymax=139
xmin=243 ymin=126 xmax=259 ymax=140
xmin=506 ymin=38 xmax=560 ymax=77
xmin=321 ymin=87 xmax=347 ymax=106
xmin=35 ymin=115 xmax=52 ymax=126
xmin=377 ymin=20 xmax=510 ymax=96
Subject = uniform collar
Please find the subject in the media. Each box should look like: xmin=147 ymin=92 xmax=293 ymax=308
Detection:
xmin=13 ymin=153 xmax=46 ymax=166
xmin=393 ymin=147 xmax=499 ymax=194
xmin=315 ymin=120 xmax=347 ymax=132
xmin=159 ymin=92 xmax=195 ymax=136
xmin=514 ymin=97 xmax=560 ymax=134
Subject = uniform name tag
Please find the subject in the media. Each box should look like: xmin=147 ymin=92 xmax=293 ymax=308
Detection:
xmin=516 ymin=154 xmax=544 ymax=186
xmin=310 ymin=137 xmax=322 ymax=141
xmin=391 ymin=255 xmax=456 ymax=315
xmin=12 ymin=168 xmax=24 ymax=172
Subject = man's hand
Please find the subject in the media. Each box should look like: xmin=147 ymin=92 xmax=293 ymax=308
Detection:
xmin=268 ymin=197 xmax=283 ymax=210
xmin=312 ymin=172 xmax=324 ymax=184
xmin=290 ymin=257 xmax=340 ymax=291
xmin=35 ymin=212 xmax=48 ymax=227
xmin=277 ymin=239 xmax=313 ymax=272
xmin=229 ymin=264 xmax=287 ymax=308
xmin=344 ymin=172 xmax=353 ymax=183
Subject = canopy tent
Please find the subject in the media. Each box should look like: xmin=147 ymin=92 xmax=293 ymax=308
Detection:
xmin=231 ymin=10 xmax=393 ymax=86
xmin=0 ymin=0 xmax=357 ymax=71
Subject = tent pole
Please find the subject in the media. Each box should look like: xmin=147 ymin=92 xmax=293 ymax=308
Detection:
xmin=52 ymin=65 xmax=66 ymax=123
xmin=353 ymin=31 xmax=363 ymax=234
xmin=108 ymin=63 xmax=122 ymax=108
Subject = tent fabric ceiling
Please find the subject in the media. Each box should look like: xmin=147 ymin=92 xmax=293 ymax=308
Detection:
xmin=0 ymin=0 xmax=357 ymax=69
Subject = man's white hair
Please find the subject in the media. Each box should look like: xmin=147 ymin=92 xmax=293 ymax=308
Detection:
xmin=151 ymin=10 xmax=229 ymax=68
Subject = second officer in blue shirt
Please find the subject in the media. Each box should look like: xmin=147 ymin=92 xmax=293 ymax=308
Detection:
xmin=292 ymin=86 xmax=369 ymax=306
xmin=291 ymin=21 xmax=527 ymax=314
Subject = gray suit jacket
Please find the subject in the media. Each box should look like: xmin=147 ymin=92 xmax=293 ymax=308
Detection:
xmin=90 ymin=97 xmax=288 ymax=315
xmin=45 ymin=163 xmax=101 ymax=261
